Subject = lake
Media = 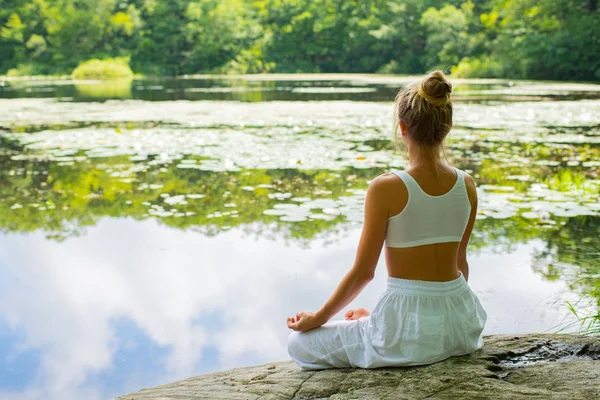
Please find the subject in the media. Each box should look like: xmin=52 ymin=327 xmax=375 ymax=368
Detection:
xmin=0 ymin=74 xmax=599 ymax=399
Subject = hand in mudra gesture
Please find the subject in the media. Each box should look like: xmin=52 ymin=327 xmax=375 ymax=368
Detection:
xmin=287 ymin=308 xmax=371 ymax=332
xmin=287 ymin=312 xmax=326 ymax=332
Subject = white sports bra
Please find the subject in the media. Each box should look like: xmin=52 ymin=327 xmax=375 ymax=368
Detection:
xmin=385 ymin=167 xmax=471 ymax=248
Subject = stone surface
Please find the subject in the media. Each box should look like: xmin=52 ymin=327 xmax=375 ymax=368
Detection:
xmin=116 ymin=334 xmax=600 ymax=400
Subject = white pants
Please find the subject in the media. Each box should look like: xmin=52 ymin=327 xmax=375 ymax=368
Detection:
xmin=288 ymin=272 xmax=487 ymax=370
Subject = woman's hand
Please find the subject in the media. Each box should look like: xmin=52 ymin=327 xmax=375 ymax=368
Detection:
xmin=286 ymin=312 xmax=326 ymax=332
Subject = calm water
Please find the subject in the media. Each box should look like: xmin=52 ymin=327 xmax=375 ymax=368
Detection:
xmin=0 ymin=75 xmax=599 ymax=399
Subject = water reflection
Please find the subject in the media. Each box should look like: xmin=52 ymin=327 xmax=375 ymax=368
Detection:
xmin=2 ymin=76 xmax=600 ymax=103
xmin=0 ymin=76 xmax=599 ymax=399
xmin=0 ymin=153 xmax=598 ymax=243
xmin=0 ymin=156 xmax=597 ymax=399
xmin=74 ymin=80 xmax=133 ymax=101
xmin=0 ymin=220 xmax=582 ymax=400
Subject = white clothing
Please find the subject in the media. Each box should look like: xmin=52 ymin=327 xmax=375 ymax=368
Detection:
xmin=386 ymin=167 xmax=471 ymax=248
xmin=288 ymin=167 xmax=486 ymax=370
xmin=288 ymin=272 xmax=487 ymax=370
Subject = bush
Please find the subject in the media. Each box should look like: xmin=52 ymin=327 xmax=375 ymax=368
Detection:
xmin=72 ymin=57 xmax=134 ymax=80
xmin=451 ymin=56 xmax=503 ymax=78
xmin=6 ymin=64 xmax=43 ymax=77
xmin=376 ymin=60 xmax=401 ymax=75
xmin=222 ymin=47 xmax=276 ymax=74
xmin=216 ymin=34 xmax=276 ymax=75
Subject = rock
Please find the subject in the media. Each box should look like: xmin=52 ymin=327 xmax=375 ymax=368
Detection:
xmin=116 ymin=334 xmax=600 ymax=400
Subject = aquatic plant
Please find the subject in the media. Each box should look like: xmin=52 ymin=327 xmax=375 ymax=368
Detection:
xmin=544 ymin=169 xmax=590 ymax=193
xmin=565 ymin=301 xmax=600 ymax=336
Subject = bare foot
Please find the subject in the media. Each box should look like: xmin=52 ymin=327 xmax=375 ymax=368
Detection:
xmin=345 ymin=307 xmax=370 ymax=321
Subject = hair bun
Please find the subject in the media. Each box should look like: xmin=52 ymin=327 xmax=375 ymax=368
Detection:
xmin=417 ymin=70 xmax=452 ymax=107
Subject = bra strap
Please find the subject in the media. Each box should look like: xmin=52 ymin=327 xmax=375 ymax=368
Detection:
xmin=394 ymin=168 xmax=464 ymax=194
xmin=453 ymin=167 xmax=465 ymax=186
xmin=392 ymin=170 xmax=420 ymax=194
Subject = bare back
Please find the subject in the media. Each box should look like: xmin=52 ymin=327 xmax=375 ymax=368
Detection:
xmin=379 ymin=165 xmax=478 ymax=282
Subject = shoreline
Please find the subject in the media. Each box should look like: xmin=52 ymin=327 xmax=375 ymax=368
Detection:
xmin=2 ymin=73 xmax=600 ymax=86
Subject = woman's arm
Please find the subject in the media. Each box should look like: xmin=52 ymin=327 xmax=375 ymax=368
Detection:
xmin=287 ymin=175 xmax=390 ymax=332
xmin=457 ymin=173 xmax=478 ymax=282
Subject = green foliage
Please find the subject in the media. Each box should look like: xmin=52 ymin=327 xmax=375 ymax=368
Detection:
xmin=376 ymin=60 xmax=402 ymax=75
xmin=71 ymin=57 xmax=134 ymax=80
xmin=1 ymin=13 xmax=26 ymax=42
xmin=451 ymin=55 xmax=503 ymax=78
xmin=544 ymin=169 xmax=590 ymax=193
xmin=564 ymin=300 xmax=600 ymax=335
xmin=221 ymin=35 xmax=277 ymax=74
xmin=479 ymin=0 xmax=600 ymax=80
xmin=6 ymin=63 xmax=40 ymax=77
xmin=0 ymin=0 xmax=598 ymax=79
xmin=420 ymin=3 xmax=472 ymax=68
xmin=0 ymin=150 xmax=363 ymax=241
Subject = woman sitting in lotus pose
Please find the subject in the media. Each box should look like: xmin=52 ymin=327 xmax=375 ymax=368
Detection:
xmin=286 ymin=70 xmax=487 ymax=370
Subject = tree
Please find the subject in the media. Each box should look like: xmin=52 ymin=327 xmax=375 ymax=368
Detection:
xmin=420 ymin=2 xmax=473 ymax=69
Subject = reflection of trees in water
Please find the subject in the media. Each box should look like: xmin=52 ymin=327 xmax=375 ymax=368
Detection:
xmin=472 ymin=215 xmax=600 ymax=312
xmin=0 ymin=153 xmax=598 ymax=304
xmin=469 ymin=217 xmax=545 ymax=253
xmin=531 ymin=215 xmax=600 ymax=332
xmin=532 ymin=216 xmax=600 ymax=306
xmin=0 ymin=154 xmax=378 ymax=242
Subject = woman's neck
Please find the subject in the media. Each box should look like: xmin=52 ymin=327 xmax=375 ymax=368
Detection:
xmin=407 ymin=147 xmax=443 ymax=170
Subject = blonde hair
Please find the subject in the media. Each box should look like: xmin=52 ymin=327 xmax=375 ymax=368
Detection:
xmin=393 ymin=70 xmax=453 ymax=162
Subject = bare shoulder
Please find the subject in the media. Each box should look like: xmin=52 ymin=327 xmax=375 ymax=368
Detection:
xmin=367 ymin=172 xmax=407 ymax=209
xmin=463 ymin=171 xmax=475 ymax=187
xmin=363 ymin=173 xmax=400 ymax=217
xmin=367 ymin=172 xmax=401 ymax=193
xmin=462 ymin=171 xmax=476 ymax=190
xmin=364 ymin=172 xmax=403 ymax=203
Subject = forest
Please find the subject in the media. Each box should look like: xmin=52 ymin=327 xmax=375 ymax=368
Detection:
xmin=0 ymin=0 xmax=599 ymax=80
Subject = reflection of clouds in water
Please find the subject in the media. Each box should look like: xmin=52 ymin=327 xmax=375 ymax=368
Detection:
xmin=0 ymin=219 xmax=577 ymax=399
xmin=0 ymin=219 xmax=363 ymax=399
xmin=470 ymin=240 xmax=578 ymax=334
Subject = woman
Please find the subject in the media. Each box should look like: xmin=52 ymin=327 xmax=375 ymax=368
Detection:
xmin=286 ymin=70 xmax=487 ymax=370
